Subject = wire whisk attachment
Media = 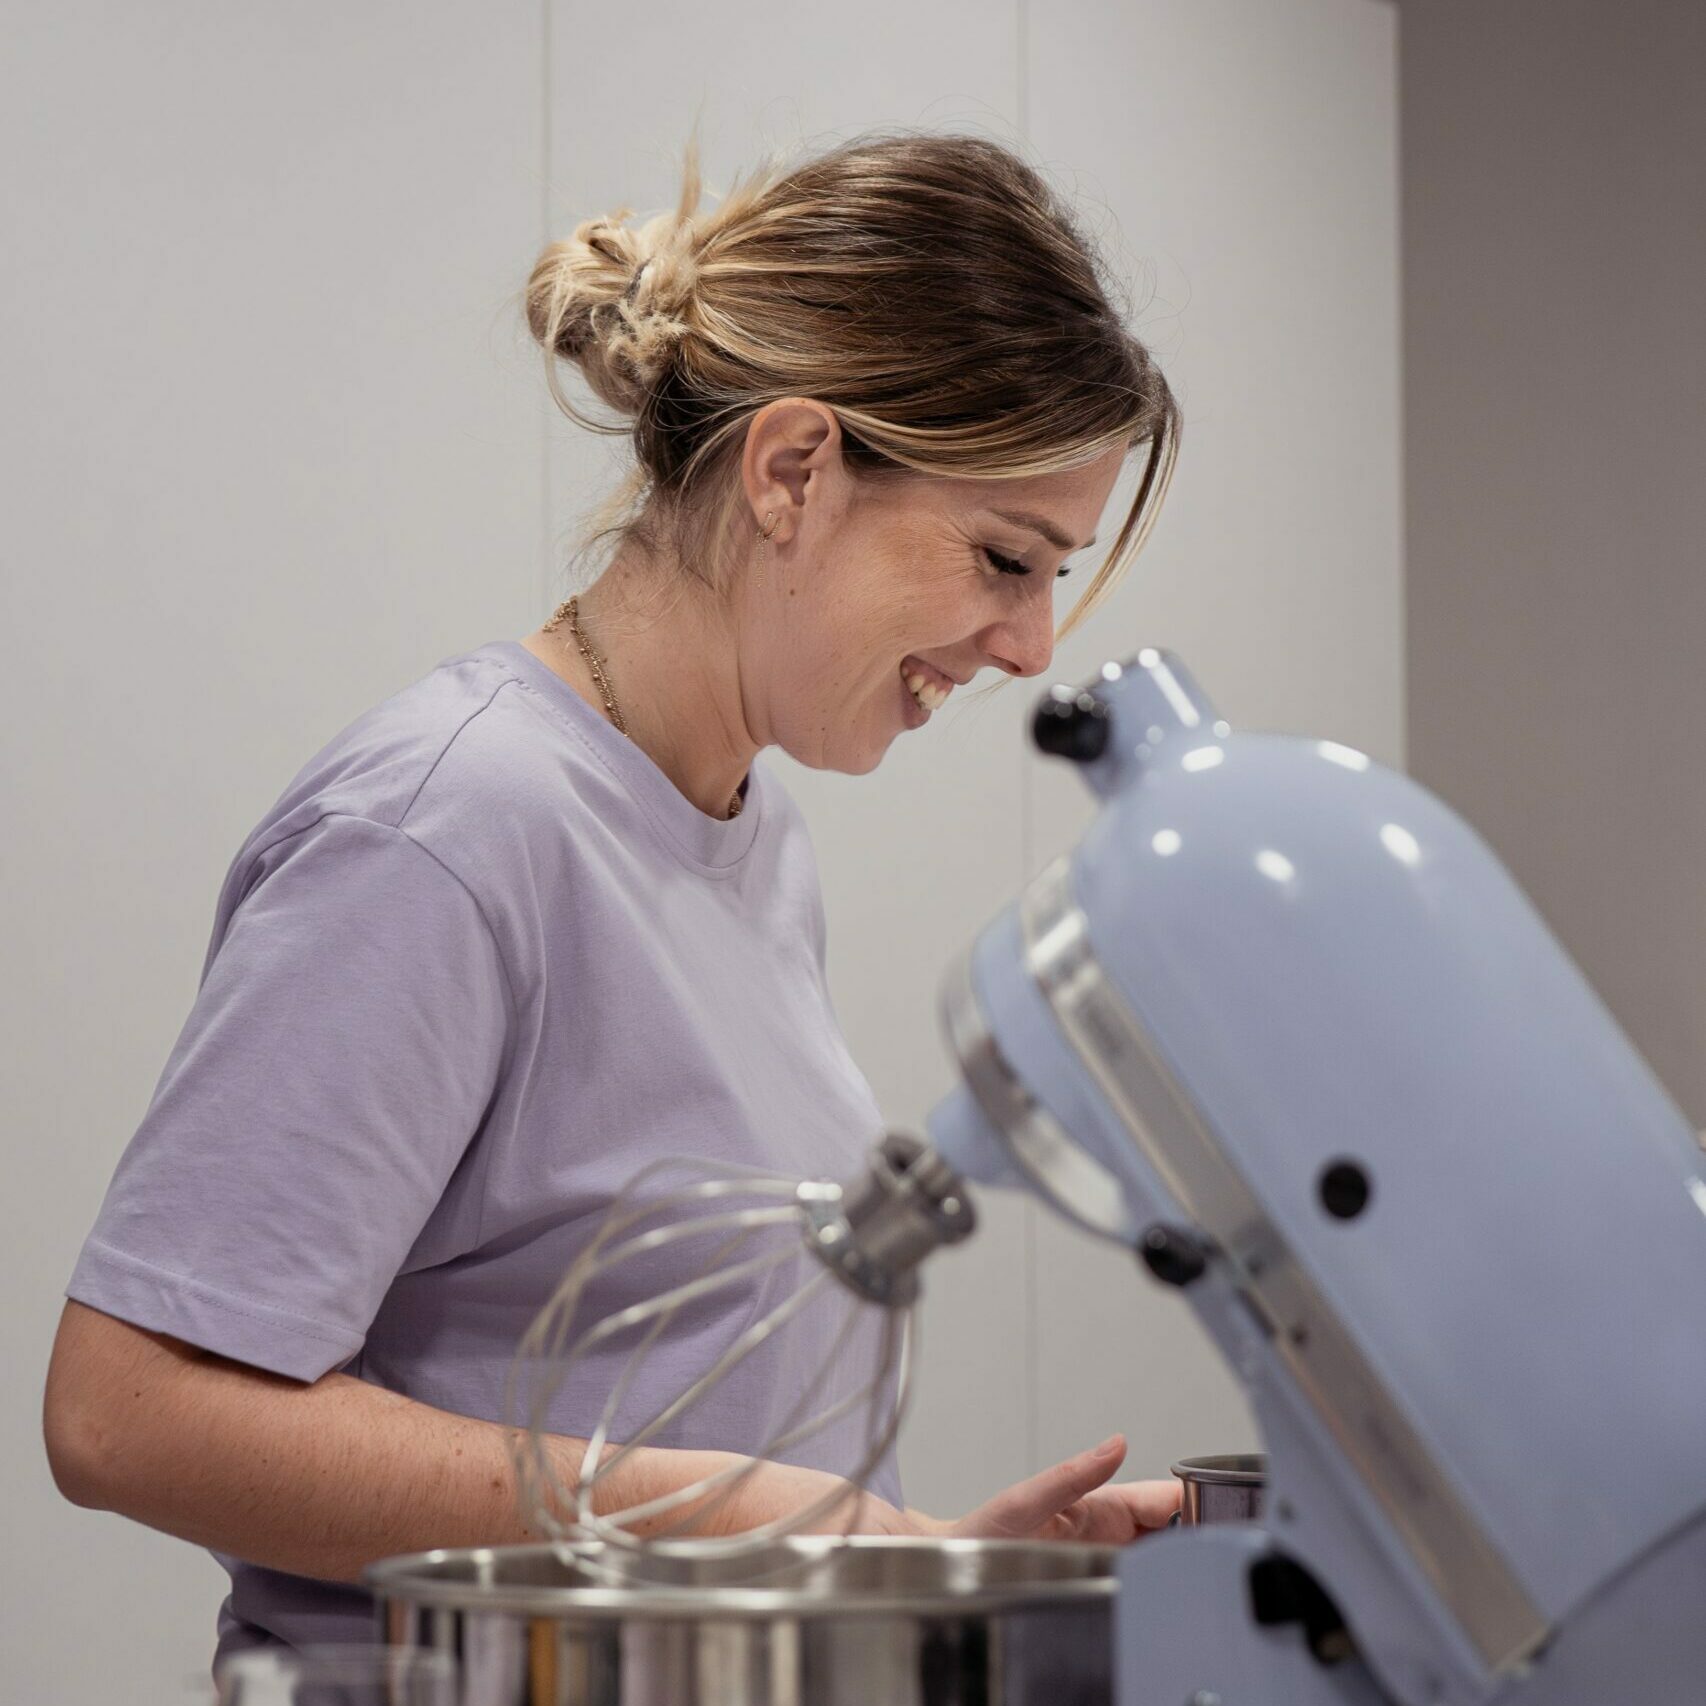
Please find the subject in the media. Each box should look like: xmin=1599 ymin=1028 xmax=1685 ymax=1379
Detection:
xmin=506 ymin=1132 xmax=974 ymax=1582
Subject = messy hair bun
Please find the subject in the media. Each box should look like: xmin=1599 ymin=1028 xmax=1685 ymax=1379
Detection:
xmin=526 ymin=199 xmax=704 ymax=419
xmin=523 ymin=125 xmax=1180 ymax=658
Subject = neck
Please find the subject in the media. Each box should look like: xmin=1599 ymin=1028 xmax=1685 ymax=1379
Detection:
xmin=525 ymin=552 xmax=758 ymax=820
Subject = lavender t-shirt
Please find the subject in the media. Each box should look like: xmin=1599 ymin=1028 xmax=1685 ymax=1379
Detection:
xmin=66 ymin=638 xmax=900 ymax=1662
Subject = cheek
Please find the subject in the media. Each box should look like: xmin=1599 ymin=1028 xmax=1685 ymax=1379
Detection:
xmin=763 ymin=634 xmax=872 ymax=733
xmin=769 ymin=543 xmax=980 ymax=715
xmin=780 ymin=596 xmax=913 ymax=687
xmin=766 ymin=637 xmax=906 ymax=749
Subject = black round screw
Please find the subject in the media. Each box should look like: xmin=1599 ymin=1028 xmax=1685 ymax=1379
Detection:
xmin=1318 ymin=1160 xmax=1372 ymax=1221
xmin=1139 ymin=1222 xmax=1212 ymax=1287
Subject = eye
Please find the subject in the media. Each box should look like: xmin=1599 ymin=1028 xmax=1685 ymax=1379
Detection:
xmin=982 ymin=547 xmax=1072 ymax=580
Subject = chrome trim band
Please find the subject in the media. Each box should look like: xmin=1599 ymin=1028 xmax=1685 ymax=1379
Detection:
xmin=1020 ymin=853 xmax=1549 ymax=1676
xmin=940 ymin=943 xmax=1131 ymax=1242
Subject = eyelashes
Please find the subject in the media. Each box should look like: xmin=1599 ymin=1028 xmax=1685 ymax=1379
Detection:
xmin=982 ymin=547 xmax=1072 ymax=580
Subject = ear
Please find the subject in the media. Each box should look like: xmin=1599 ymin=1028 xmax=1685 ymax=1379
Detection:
xmin=741 ymin=399 xmax=845 ymax=544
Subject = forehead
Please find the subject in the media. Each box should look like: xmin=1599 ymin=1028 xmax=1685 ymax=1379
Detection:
xmin=934 ymin=449 xmax=1126 ymax=547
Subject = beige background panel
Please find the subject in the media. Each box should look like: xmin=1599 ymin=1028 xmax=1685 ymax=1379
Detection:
xmin=1403 ymin=0 xmax=1706 ymax=1127
xmin=2 ymin=6 xmax=544 ymax=1695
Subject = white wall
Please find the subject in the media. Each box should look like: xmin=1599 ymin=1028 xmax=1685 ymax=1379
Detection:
xmin=2 ymin=3 xmax=1400 ymax=1697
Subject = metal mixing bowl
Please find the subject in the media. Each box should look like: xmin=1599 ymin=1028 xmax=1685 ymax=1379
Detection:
xmin=366 ymin=1535 xmax=1114 ymax=1705
xmin=1170 ymin=1453 xmax=1267 ymax=1525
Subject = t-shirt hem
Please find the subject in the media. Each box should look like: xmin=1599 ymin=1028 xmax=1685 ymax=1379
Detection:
xmin=66 ymin=1237 xmax=363 ymax=1382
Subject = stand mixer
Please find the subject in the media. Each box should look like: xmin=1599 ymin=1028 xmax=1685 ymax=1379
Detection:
xmin=921 ymin=647 xmax=1706 ymax=1704
xmin=505 ymin=645 xmax=1706 ymax=1703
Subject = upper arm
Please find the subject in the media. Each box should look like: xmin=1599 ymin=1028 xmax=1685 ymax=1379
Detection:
xmin=62 ymin=814 xmax=513 ymax=1384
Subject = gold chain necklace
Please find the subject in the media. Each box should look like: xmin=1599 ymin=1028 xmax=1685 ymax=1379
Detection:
xmin=543 ymin=594 xmax=746 ymax=821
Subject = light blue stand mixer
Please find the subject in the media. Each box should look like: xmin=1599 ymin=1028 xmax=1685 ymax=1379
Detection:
xmin=912 ymin=647 xmax=1706 ymax=1705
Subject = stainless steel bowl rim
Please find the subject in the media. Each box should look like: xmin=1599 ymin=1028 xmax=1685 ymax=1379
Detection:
xmin=364 ymin=1536 xmax=1116 ymax=1621
xmin=1169 ymin=1453 xmax=1266 ymax=1486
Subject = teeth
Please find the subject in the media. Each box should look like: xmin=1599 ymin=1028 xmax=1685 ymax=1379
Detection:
xmin=903 ymin=668 xmax=950 ymax=712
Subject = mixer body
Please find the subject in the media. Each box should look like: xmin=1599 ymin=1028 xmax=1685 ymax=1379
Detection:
xmin=926 ymin=650 xmax=1706 ymax=1706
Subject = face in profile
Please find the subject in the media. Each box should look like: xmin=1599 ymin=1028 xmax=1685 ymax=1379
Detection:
xmin=745 ymin=431 xmax=1127 ymax=777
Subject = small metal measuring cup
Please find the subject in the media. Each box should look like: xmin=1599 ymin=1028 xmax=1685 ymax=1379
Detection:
xmin=1169 ymin=1454 xmax=1266 ymax=1525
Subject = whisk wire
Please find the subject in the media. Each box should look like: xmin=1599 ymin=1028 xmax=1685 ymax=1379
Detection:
xmin=506 ymin=1137 xmax=961 ymax=1582
xmin=596 ymin=1268 xmax=877 ymax=1542
xmin=577 ymin=1261 xmax=836 ymax=1513
xmin=509 ymin=1166 xmax=809 ymax=1543
xmin=576 ymin=1301 xmax=913 ymax=1565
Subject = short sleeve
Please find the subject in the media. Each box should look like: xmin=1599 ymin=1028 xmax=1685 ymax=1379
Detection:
xmin=66 ymin=813 xmax=513 ymax=1381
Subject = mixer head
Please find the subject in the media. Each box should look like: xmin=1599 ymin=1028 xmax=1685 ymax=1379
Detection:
xmin=507 ymin=1132 xmax=974 ymax=1577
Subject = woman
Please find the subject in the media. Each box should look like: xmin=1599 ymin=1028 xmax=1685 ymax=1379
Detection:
xmin=43 ymin=127 xmax=1185 ymax=1664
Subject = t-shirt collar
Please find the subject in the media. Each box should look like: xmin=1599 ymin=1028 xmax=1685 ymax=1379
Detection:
xmin=489 ymin=639 xmax=764 ymax=872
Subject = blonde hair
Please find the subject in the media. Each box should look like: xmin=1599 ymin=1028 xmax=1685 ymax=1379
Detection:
xmin=525 ymin=126 xmax=1180 ymax=692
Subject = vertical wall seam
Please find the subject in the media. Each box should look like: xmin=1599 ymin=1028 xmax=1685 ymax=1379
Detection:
xmin=1016 ymin=0 xmax=1040 ymax=1480
xmin=1390 ymin=6 xmax=1408 ymax=775
xmin=539 ymin=0 xmax=553 ymax=611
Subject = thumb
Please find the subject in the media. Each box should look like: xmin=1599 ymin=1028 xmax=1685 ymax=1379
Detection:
xmin=953 ymin=1434 xmax=1128 ymax=1539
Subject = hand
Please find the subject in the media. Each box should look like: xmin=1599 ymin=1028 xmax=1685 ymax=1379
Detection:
xmin=883 ymin=1433 xmax=1181 ymax=1544
xmin=683 ymin=1435 xmax=1181 ymax=1547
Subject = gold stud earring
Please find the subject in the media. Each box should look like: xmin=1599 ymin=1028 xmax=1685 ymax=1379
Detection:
xmin=756 ymin=509 xmax=779 ymax=591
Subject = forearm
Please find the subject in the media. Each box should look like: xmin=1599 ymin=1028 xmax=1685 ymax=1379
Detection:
xmin=45 ymin=1302 xmax=753 ymax=1584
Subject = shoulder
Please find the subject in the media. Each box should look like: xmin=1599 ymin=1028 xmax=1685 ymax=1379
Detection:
xmin=255 ymin=643 xmax=606 ymax=844
xmin=246 ymin=646 xmax=501 ymax=817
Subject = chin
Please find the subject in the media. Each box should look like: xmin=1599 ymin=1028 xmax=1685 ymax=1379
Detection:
xmin=812 ymin=740 xmax=893 ymax=781
xmin=774 ymin=732 xmax=890 ymax=777
xmin=819 ymin=742 xmax=888 ymax=778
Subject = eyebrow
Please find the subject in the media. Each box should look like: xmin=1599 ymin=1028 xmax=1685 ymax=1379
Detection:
xmin=985 ymin=507 xmax=1097 ymax=553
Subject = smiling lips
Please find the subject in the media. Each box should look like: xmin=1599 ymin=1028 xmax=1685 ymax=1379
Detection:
xmin=901 ymin=656 xmax=954 ymax=712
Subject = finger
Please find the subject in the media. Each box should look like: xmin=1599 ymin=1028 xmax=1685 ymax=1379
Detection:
xmin=1042 ymin=1493 xmax=1131 ymax=1545
xmin=952 ymin=1434 xmax=1127 ymax=1539
xmin=1087 ymin=1478 xmax=1184 ymax=1541
xmin=1025 ymin=1477 xmax=1188 ymax=1547
xmin=1120 ymin=1477 xmax=1185 ymax=1530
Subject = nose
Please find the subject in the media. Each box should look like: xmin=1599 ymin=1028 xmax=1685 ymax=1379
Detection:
xmin=980 ymin=587 xmax=1057 ymax=680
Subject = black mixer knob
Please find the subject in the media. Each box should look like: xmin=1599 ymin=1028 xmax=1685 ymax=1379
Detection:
xmin=1139 ymin=1223 xmax=1212 ymax=1288
xmin=1032 ymin=684 xmax=1112 ymax=762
